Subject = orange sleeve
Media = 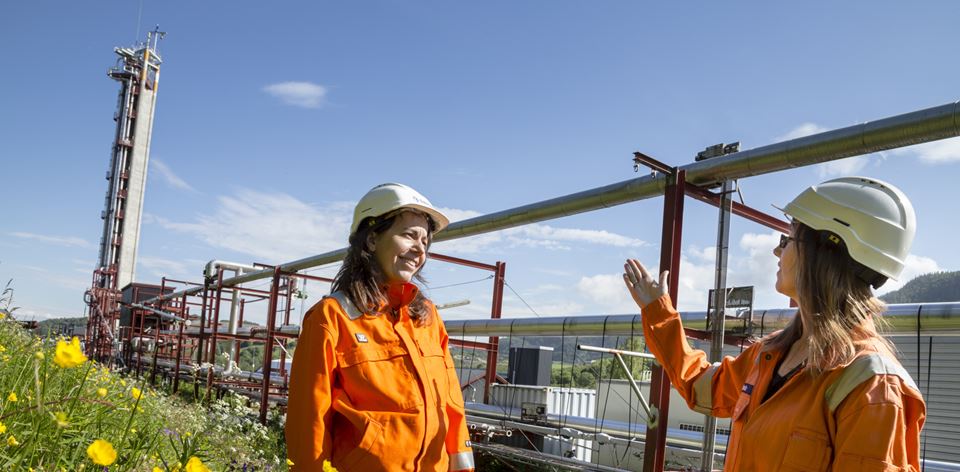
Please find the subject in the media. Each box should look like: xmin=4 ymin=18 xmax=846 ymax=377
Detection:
xmin=438 ymin=312 xmax=475 ymax=471
xmin=832 ymin=376 xmax=926 ymax=471
xmin=641 ymin=294 xmax=758 ymax=417
xmin=285 ymin=304 xmax=338 ymax=469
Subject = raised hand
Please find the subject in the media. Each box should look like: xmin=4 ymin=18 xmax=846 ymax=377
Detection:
xmin=622 ymin=259 xmax=669 ymax=308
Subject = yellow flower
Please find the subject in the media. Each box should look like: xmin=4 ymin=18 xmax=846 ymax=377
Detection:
xmin=0 ymin=345 xmax=6 ymax=352
xmin=97 ymin=387 xmax=108 ymax=397
xmin=54 ymin=337 xmax=88 ymax=368
xmin=153 ymin=468 xmax=163 ymax=472
xmin=184 ymin=456 xmax=211 ymax=472
xmin=322 ymin=460 xmax=338 ymax=472
xmin=129 ymin=427 xmax=137 ymax=434
xmin=86 ymin=439 xmax=117 ymax=466
xmin=54 ymin=411 xmax=69 ymax=428
xmin=120 ymin=379 xmax=127 ymax=387
xmin=131 ymin=387 xmax=143 ymax=401
xmin=2 ymin=355 xmax=9 ymax=363
xmin=7 ymin=392 xmax=17 ymax=402
xmin=35 ymin=351 xmax=45 ymax=360
xmin=0 ymin=422 xmax=5 ymax=434
xmin=6 ymin=435 xmax=19 ymax=447
xmin=287 ymin=458 xmax=295 ymax=466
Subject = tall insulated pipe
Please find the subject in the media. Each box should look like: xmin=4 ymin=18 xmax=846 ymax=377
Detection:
xmin=146 ymin=100 xmax=960 ymax=305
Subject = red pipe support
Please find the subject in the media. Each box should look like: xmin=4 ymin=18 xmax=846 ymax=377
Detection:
xmin=644 ymin=169 xmax=686 ymax=472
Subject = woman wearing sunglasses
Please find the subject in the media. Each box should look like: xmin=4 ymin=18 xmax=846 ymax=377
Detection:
xmin=623 ymin=177 xmax=924 ymax=471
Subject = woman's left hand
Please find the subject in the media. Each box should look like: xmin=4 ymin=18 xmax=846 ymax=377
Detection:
xmin=623 ymin=259 xmax=669 ymax=308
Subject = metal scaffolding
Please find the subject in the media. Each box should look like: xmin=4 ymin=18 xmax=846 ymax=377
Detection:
xmin=116 ymin=96 xmax=960 ymax=470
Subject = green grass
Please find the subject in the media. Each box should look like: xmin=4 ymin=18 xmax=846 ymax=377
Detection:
xmin=0 ymin=314 xmax=289 ymax=471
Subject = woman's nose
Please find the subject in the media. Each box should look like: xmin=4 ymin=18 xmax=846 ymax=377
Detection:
xmin=773 ymin=245 xmax=782 ymax=258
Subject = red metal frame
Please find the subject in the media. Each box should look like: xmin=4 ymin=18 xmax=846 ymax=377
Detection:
xmin=643 ymin=169 xmax=686 ymax=472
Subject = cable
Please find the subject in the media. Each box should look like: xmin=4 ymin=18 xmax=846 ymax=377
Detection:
xmin=504 ymin=281 xmax=542 ymax=318
xmin=428 ymin=275 xmax=494 ymax=291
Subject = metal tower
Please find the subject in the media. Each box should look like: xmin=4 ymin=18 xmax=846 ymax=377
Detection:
xmin=85 ymin=28 xmax=165 ymax=360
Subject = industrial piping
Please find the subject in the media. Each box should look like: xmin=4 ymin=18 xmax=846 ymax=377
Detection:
xmin=145 ymin=100 xmax=960 ymax=304
xmin=443 ymin=301 xmax=960 ymax=337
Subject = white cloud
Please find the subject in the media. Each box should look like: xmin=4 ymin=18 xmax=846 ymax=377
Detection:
xmin=775 ymin=122 xmax=829 ymax=142
xmin=9 ymin=307 xmax=72 ymax=321
xmin=434 ymin=220 xmax=646 ymax=255
xmin=150 ymin=159 xmax=195 ymax=191
xmin=577 ymin=231 xmax=789 ymax=314
xmin=9 ymin=232 xmax=90 ymax=248
xmin=516 ymin=226 xmax=646 ymax=248
xmin=263 ymin=81 xmax=328 ymax=109
xmin=889 ymin=137 xmax=960 ymax=164
xmin=138 ymin=256 xmax=193 ymax=279
xmin=576 ymin=273 xmax=637 ymax=313
xmin=774 ymin=122 xmax=873 ymax=178
xmin=148 ymin=189 xmax=353 ymax=263
xmin=876 ymin=254 xmax=941 ymax=295
xmin=815 ymin=156 xmax=871 ymax=178
xmin=18 ymin=265 xmax=89 ymax=291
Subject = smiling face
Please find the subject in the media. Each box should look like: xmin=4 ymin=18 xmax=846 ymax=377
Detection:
xmin=370 ymin=211 xmax=431 ymax=285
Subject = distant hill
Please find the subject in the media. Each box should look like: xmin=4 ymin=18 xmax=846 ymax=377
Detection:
xmin=880 ymin=271 xmax=960 ymax=304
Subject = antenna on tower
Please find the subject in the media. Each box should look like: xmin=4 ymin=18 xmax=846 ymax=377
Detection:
xmin=147 ymin=25 xmax=166 ymax=52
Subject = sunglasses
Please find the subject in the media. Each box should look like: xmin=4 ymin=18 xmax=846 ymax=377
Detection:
xmin=778 ymin=234 xmax=797 ymax=249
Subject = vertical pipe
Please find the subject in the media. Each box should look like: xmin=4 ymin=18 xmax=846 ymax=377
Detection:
xmin=135 ymin=287 xmax=145 ymax=376
xmin=207 ymin=269 xmax=225 ymax=398
xmin=280 ymin=276 xmax=294 ymax=376
xmin=483 ymin=262 xmax=507 ymax=403
xmin=209 ymin=269 xmax=225 ymax=363
xmin=234 ymin=299 xmax=245 ymax=367
xmin=173 ymin=292 xmax=186 ymax=394
xmin=644 ymin=169 xmax=686 ymax=472
xmin=197 ymin=281 xmax=209 ymax=366
xmin=259 ymin=266 xmax=282 ymax=424
xmin=701 ymin=179 xmax=734 ymax=471
xmin=229 ymin=270 xmax=241 ymax=359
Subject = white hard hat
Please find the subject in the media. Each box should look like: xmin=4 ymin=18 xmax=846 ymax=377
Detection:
xmin=350 ymin=183 xmax=450 ymax=236
xmin=778 ymin=176 xmax=916 ymax=280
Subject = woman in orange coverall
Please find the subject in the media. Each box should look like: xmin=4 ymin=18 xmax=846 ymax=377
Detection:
xmin=286 ymin=183 xmax=475 ymax=471
xmin=623 ymin=176 xmax=925 ymax=471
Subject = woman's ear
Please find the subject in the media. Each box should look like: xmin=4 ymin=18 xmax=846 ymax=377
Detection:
xmin=365 ymin=232 xmax=377 ymax=252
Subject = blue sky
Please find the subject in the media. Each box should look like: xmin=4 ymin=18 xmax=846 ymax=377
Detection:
xmin=2 ymin=1 xmax=959 ymax=324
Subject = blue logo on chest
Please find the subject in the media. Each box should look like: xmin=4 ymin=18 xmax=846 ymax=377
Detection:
xmin=742 ymin=383 xmax=754 ymax=395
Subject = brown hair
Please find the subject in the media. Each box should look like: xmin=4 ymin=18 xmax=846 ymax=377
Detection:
xmin=765 ymin=223 xmax=895 ymax=374
xmin=331 ymin=209 xmax=436 ymax=325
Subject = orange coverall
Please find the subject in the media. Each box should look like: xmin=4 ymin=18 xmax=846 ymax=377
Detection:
xmin=286 ymin=283 xmax=474 ymax=471
xmin=641 ymin=295 xmax=925 ymax=471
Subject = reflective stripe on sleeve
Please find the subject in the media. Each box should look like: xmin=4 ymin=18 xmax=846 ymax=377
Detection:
xmin=449 ymin=451 xmax=475 ymax=471
xmin=691 ymin=362 xmax=720 ymax=414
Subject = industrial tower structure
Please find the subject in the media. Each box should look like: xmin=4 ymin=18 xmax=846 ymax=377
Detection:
xmin=85 ymin=29 xmax=165 ymax=360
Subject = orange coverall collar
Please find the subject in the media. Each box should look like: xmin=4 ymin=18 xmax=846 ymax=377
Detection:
xmin=384 ymin=282 xmax=419 ymax=310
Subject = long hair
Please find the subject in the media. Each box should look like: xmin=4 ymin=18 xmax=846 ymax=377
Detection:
xmin=331 ymin=209 xmax=436 ymax=325
xmin=765 ymin=223 xmax=895 ymax=374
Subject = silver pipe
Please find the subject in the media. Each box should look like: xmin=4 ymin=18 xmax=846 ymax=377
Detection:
xmin=146 ymin=100 xmax=960 ymax=305
xmin=444 ymin=302 xmax=960 ymax=337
